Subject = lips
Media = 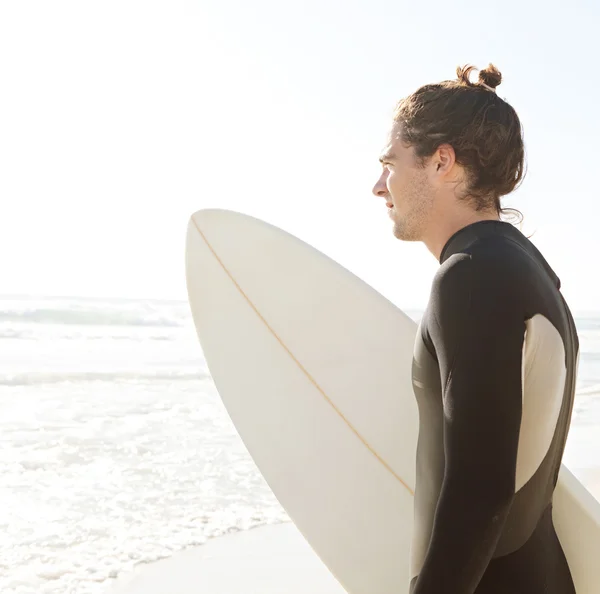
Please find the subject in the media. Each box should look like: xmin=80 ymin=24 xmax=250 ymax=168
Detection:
xmin=386 ymin=202 xmax=393 ymax=209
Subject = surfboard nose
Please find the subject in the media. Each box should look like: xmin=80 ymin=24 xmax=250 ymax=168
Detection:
xmin=189 ymin=208 xmax=254 ymax=231
xmin=189 ymin=207 xmax=229 ymax=223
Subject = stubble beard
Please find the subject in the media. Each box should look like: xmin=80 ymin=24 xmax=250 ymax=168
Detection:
xmin=392 ymin=220 xmax=421 ymax=242
xmin=390 ymin=170 xmax=435 ymax=242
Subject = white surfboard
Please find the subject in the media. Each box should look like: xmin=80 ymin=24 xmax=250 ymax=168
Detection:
xmin=185 ymin=208 xmax=600 ymax=594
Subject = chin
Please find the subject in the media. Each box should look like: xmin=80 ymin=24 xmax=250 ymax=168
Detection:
xmin=392 ymin=220 xmax=419 ymax=242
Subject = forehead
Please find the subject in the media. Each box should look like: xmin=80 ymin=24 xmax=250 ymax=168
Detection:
xmin=379 ymin=124 xmax=409 ymax=160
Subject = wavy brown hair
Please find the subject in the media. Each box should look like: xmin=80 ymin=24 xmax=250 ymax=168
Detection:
xmin=393 ymin=64 xmax=525 ymax=222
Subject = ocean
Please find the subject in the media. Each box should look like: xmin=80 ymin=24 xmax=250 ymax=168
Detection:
xmin=1 ymin=295 xmax=599 ymax=594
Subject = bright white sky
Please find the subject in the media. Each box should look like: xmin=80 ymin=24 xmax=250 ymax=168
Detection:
xmin=1 ymin=0 xmax=598 ymax=313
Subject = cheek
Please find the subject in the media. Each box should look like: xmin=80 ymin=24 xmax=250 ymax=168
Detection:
xmin=387 ymin=170 xmax=403 ymax=196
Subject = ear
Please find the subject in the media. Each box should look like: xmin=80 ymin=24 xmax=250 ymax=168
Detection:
xmin=433 ymin=143 xmax=456 ymax=175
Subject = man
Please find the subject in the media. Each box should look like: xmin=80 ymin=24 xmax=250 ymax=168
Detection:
xmin=373 ymin=64 xmax=579 ymax=594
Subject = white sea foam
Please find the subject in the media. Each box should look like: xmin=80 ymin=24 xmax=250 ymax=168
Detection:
xmin=0 ymin=378 xmax=288 ymax=594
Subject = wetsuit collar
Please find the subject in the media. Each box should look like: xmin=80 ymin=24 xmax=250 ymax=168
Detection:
xmin=439 ymin=220 xmax=515 ymax=264
xmin=438 ymin=219 xmax=561 ymax=289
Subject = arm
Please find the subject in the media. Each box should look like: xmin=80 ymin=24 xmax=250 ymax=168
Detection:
xmin=412 ymin=253 xmax=525 ymax=594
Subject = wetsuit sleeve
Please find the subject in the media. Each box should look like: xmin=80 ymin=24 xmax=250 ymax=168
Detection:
xmin=412 ymin=253 xmax=526 ymax=594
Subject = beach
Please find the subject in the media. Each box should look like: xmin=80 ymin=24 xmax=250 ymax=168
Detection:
xmin=103 ymin=522 xmax=345 ymax=594
xmin=1 ymin=296 xmax=599 ymax=593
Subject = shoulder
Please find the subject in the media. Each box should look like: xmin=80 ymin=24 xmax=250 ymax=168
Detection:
xmin=434 ymin=235 xmax=529 ymax=300
xmin=430 ymin=236 xmax=529 ymax=329
xmin=422 ymin=238 xmax=529 ymax=361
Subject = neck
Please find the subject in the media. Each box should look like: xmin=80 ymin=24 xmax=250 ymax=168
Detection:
xmin=423 ymin=205 xmax=500 ymax=262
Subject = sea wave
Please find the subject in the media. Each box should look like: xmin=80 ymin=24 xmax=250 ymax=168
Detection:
xmin=0 ymin=328 xmax=177 ymax=341
xmin=577 ymin=383 xmax=600 ymax=397
xmin=0 ymin=370 xmax=208 ymax=387
xmin=576 ymin=317 xmax=600 ymax=331
xmin=0 ymin=306 xmax=190 ymax=328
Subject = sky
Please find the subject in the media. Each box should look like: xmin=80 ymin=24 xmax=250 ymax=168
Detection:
xmin=0 ymin=0 xmax=599 ymax=313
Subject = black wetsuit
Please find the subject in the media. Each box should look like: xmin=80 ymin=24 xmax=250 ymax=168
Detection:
xmin=410 ymin=220 xmax=579 ymax=594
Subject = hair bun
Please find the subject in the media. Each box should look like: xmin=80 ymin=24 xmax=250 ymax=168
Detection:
xmin=478 ymin=64 xmax=502 ymax=90
xmin=456 ymin=63 xmax=502 ymax=91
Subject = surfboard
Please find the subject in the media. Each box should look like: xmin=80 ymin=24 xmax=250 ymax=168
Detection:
xmin=185 ymin=208 xmax=600 ymax=594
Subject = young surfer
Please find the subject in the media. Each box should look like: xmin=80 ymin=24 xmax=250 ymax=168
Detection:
xmin=373 ymin=64 xmax=579 ymax=594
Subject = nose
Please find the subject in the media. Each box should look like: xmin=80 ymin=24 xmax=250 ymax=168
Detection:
xmin=372 ymin=171 xmax=389 ymax=198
